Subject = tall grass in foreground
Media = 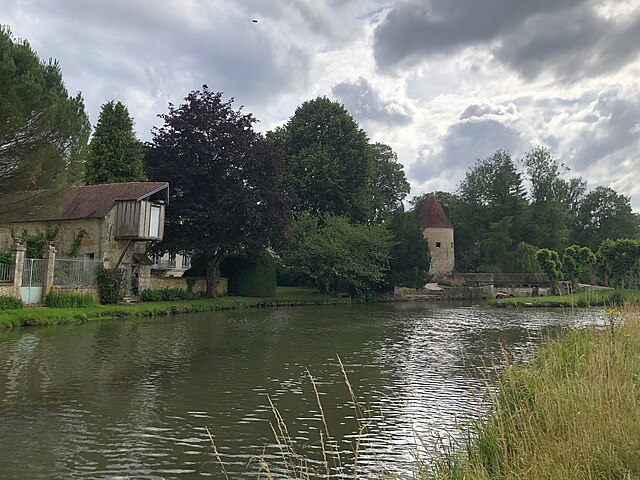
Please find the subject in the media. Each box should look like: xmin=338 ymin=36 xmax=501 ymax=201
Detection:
xmin=424 ymin=305 xmax=640 ymax=480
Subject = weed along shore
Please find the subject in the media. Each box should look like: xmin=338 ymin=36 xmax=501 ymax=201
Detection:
xmin=490 ymin=289 xmax=640 ymax=308
xmin=423 ymin=306 xmax=640 ymax=480
xmin=0 ymin=287 xmax=350 ymax=329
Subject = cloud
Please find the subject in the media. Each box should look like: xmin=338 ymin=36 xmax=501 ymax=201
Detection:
xmin=373 ymin=0 xmax=640 ymax=81
xmin=460 ymin=103 xmax=518 ymax=121
xmin=331 ymin=77 xmax=411 ymax=125
xmin=408 ymin=117 xmax=525 ymax=188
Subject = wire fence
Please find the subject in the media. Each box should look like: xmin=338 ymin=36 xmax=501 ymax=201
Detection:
xmin=53 ymin=258 xmax=102 ymax=286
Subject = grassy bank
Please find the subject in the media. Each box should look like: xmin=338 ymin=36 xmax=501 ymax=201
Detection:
xmin=488 ymin=288 xmax=640 ymax=308
xmin=0 ymin=287 xmax=349 ymax=329
xmin=424 ymin=307 xmax=640 ymax=479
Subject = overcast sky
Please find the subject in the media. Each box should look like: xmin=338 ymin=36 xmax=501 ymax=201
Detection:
xmin=5 ymin=0 xmax=640 ymax=207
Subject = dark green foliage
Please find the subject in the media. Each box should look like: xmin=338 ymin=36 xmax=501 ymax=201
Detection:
xmin=597 ymin=239 xmax=640 ymax=289
xmin=0 ymin=27 xmax=90 ymax=214
xmin=561 ymin=245 xmax=596 ymax=289
xmin=221 ymin=251 xmax=277 ymax=297
xmin=387 ymin=209 xmax=430 ymax=289
xmin=481 ymin=217 xmax=513 ymax=272
xmin=146 ymin=86 xmax=291 ymax=297
xmin=0 ymin=253 xmax=11 ymax=265
xmin=537 ymin=249 xmax=562 ymax=294
xmin=45 ymin=292 xmax=96 ymax=308
xmin=0 ymin=296 xmax=23 ymax=310
xmin=511 ymin=242 xmax=541 ymax=274
xmin=369 ymin=142 xmax=410 ymax=222
xmin=269 ymin=97 xmax=374 ymax=222
xmin=95 ymin=266 xmax=127 ymax=304
xmin=19 ymin=226 xmax=58 ymax=258
xmin=84 ymin=101 xmax=145 ymax=184
xmin=140 ymin=288 xmax=199 ymax=302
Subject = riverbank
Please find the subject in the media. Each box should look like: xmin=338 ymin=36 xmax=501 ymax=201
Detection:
xmin=0 ymin=287 xmax=350 ymax=329
xmin=488 ymin=288 xmax=640 ymax=308
xmin=424 ymin=306 xmax=640 ymax=479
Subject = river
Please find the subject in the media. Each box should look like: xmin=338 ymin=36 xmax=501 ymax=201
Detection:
xmin=0 ymin=302 xmax=606 ymax=479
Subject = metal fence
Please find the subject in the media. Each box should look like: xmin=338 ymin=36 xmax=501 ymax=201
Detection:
xmin=53 ymin=258 xmax=102 ymax=286
xmin=0 ymin=263 xmax=13 ymax=283
xmin=22 ymin=258 xmax=46 ymax=287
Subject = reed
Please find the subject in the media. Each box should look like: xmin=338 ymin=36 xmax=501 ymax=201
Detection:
xmin=425 ymin=304 xmax=640 ymax=479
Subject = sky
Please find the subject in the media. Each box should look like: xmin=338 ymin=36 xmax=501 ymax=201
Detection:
xmin=4 ymin=0 xmax=640 ymax=207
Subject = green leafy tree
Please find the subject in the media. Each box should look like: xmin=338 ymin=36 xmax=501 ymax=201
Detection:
xmin=146 ymin=86 xmax=292 ymax=297
xmin=481 ymin=217 xmax=514 ymax=272
xmin=537 ymin=248 xmax=562 ymax=294
xmin=561 ymin=245 xmax=596 ymax=290
xmin=84 ymin=100 xmax=145 ymax=184
xmin=268 ymin=97 xmax=374 ymax=222
xmin=0 ymin=26 xmax=90 ymax=213
xmin=282 ymin=213 xmax=393 ymax=296
xmin=511 ymin=242 xmax=541 ymax=274
xmin=522 ymin=147 xmax=571 ymax=250
xmin=574 ymin=187 xmax=640 ymax=250
xmin=387 ymin=209 xmax=430 ymax=289
xmin=369 ymin=143 xmax=410 ymax=222
xmin=597 ymin=239 xmax=640 ymax=289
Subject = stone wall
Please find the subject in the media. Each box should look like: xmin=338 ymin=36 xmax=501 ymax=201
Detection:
xmin=423 ymin=226 xmax=455 ymax=275
xmin=148 ymin=276 xmax=228 ymax=296
xmin=0 ymin=284 xmax=14 ymax=297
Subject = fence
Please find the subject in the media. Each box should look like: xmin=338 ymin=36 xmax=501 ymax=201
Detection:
xmin=0 ymin=263 xmax=13 ymax=283
xmin=53 ymin=258 xmax=102 ymax=286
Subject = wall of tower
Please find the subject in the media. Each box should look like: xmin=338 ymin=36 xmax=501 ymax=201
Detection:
xmin=423 ymin=227 xmax=455 ymax=276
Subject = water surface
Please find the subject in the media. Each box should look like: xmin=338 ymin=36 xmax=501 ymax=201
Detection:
xmin=0 ymin=302 xmax=606 ymax=478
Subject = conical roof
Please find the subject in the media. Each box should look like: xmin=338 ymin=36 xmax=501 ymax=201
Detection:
xmin=417 ymin=194 xmax=453 ymax=229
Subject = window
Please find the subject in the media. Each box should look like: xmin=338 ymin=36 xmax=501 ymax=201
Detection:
xmin=435 ymin=241 xmax=441 ymax=248
xmin=149 ymin=205 xmax=161 ymax=238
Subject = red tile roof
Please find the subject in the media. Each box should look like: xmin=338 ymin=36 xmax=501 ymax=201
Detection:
xmin=417 ymin=194 xmax=453 ymax=229
xmin=0 ymin=182 xmax=169 ymax=222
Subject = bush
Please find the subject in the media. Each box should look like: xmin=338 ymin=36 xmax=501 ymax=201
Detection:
xmin=222 ymin=251 xmax=277 ymax=297
xmin=0 ymin=296 xmax=23 ymax=310
xmin=0 ymin=252 xmax=12 ymax=265
xmin=140 ymin=287 xmax=199 ymax=302
xmin=96 ymin=266 xmax=127 ymax=304
xmin=45 ymin=292 xmax=97 ymax=308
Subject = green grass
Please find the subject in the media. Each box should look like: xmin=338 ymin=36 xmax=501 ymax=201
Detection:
xmin=423 ymin=306 xmax=640 ymax=480
xmin=488 ymin=288 xmax=640 ymax=308
xmin=0 ymin=287 xmax=349 ymax=329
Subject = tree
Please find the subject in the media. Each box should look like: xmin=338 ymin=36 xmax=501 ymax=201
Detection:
xmin=387 ymin=209 xmax=430 ymax=289
xmin=597 ymin=239 xmax=640 ymax=289
xmin=481 ymin=217 xmax=513 ymax=272
xmin=84 ymin=100 xmax=145 ymax=184
xmin=574 ymin=187 xmax=640 ymax=250
xmin=561 ymin=245 xmax=596 ymax=290
xmin=0 ymin=26 xmax=90 ymax=213
xmin=145 ymin=86 xmax=291 ymax=297
xmin=536 ymin=248 xmax=562 ymax=294
xmin=282 ymin=213 xmax=393 ymax=296
xmin=369 ymin=143 xmax=410 ymax=223
xmin=522 ymin=146 xmax=570 ymax=249
xmin=511 ymin=242 xmax=541 ymax=274
xmin=268 ymin=97 xmax=374 ymax=222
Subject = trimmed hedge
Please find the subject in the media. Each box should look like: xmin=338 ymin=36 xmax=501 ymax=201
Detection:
xmin=0 ymin=296 xmax=23 ymax=310
xmin=140 ymin=287 xmax=200 ymax=302
xmin=222 ymin=251 xmax=277 ymax=297
xmin=45 ymin=292 xmax=97 ymax=308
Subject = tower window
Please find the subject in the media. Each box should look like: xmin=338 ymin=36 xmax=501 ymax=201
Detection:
xmin=435 ymin=241 xmax=442 ymax=248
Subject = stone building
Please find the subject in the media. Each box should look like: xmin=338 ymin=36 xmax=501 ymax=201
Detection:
xmin=417 ymin=194 xmax=455 ymax=276
xmin=0 ymin=182 xmax=169 ymax=295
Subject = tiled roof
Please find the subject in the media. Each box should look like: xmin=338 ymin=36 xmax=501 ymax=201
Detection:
xmin=0 ymin=182 xmax=169 ymax=222
xmin=417 ymin=194 xmax=453 ymax=229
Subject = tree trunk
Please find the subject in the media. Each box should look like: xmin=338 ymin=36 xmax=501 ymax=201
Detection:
xmin=206 ymin=255 xmax=222 ymax=298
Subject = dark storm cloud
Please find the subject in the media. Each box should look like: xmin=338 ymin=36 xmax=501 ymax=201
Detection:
xmin=408 ymin=118 xmax=524 ymax=184
xmin=460 ymin=103 xmax=517 ymax=120
xmin=373 ymin=0 xmax=640 ymax=80
xmin=331 ymin=77 xmax=411 ymax=125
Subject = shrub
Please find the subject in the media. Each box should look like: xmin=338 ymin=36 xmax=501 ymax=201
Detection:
xmin=222 ymin=251 xmax=277 ymax=297
xmin=0 ymin=295 xmax=23 ymax=310
xmin=0 ymin=252 xmax=12 ymax=265
xmin=96 ymin=266 xmax=127 ymax=304
xmin=45 ymin=292 xmax=97 ymax=308
xmin=140 ymin=287 xmax=199 ymax=302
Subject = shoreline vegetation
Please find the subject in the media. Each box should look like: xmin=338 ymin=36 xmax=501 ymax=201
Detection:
xmin=421 ymin=305 xmax=640 ymax=479
xmin=488 ymin=288 xmax=640 ymax=308
xmin=0 ymin=287 xmax=350 ymax=329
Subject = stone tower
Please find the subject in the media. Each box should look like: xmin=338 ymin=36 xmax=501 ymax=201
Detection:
xmin=417 ymin=195 xmax=455 ymax=276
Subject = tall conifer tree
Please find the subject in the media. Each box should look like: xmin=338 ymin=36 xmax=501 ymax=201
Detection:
xmin=84 ymin=101 xmax=145 ymax=184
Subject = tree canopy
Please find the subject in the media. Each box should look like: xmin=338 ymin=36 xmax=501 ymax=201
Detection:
xmin=0 ymin=26 xmax=90 ymax=212
xmin=84 ymin=100 xmax=145 ymax=184
xmin=145 ymin=86 xmax=292 ymax=296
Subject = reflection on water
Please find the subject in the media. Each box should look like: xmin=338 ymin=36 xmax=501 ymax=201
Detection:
xmin=0 ymin=303 xmax=606 ymax=478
